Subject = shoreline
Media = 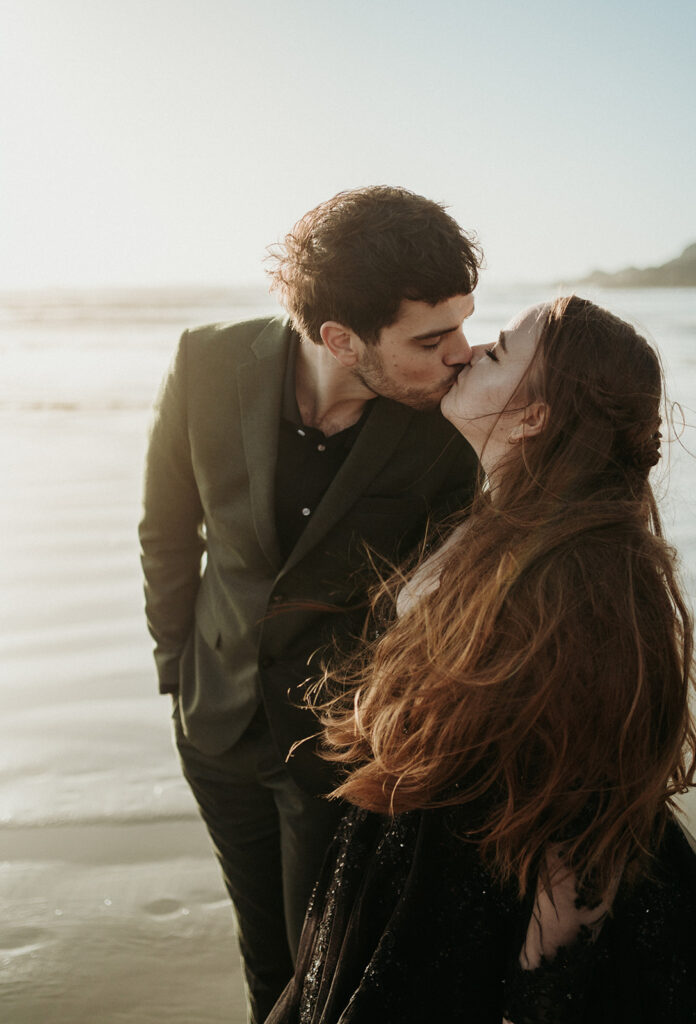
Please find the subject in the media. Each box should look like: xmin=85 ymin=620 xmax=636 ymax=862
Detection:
xmin=0 ymin=818 xmax=209 ymax=865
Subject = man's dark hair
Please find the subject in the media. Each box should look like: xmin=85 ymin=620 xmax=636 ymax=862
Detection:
xmin=265 ymin=185 xmax=482 ymax=345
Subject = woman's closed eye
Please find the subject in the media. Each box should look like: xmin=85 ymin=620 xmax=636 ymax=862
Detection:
xmin=485 ymin=347 xmax=499 ymax=362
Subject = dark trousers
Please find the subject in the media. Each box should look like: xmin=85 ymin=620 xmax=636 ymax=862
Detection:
xmin=174 ymin=703 xmax=342 ymax=1024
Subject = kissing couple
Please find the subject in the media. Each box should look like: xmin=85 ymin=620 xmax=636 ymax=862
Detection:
xmin=140 ymin=186 xmax=696 ymax=1024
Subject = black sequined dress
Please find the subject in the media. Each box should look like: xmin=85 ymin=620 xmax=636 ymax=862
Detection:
xmin=266 ymin=804 xmax=696 ymax=1024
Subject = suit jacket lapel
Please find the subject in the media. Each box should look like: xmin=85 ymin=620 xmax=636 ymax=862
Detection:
xmin=237 ymin=318 xmax=291 ymax=570
xmin=281 ymin=398 xmax=414 ymax=575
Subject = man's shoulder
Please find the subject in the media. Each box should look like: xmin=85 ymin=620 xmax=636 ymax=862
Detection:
xmin=395 ymin=400 xmax=471 ymax=448
xmin=184 ymin=314 xmax=289 ymax=353
xmin=370 ymin=400 xmax=477 ymax=490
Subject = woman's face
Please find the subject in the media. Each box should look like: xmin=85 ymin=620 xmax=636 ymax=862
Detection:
xmin=440 ymin=303 xmax=547 ymax=464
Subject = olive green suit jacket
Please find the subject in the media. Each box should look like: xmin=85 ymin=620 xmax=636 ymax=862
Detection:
xmin=139 ymin=316 xmax=478 ymax=792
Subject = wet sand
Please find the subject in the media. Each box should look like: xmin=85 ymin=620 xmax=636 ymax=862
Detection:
xmin=1 ymin=823 xmax=243 ymax=1024
xmin=0 ymin=409 xmax=247 ymax=1023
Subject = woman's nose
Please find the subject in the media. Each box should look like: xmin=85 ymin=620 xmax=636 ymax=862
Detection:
xmin=468 ymin=343 xmax=488 ymax=365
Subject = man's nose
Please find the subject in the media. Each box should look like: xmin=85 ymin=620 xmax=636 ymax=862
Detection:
xmin=442 ymin=328 xmax=472 ymax=366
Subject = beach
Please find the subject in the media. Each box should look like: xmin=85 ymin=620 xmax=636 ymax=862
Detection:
xmin=1 ymin=285 xmax=695 ymax=1023
xmin=0 ymin=404 xmax=245 ymax=1023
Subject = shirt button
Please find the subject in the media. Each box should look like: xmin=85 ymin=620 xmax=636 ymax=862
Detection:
xmin=301 ymin=507 xmax=311 ymax=517
xmin=297 ymin=428 xmax=306 ymax=437
xmin=317 ymin=443 xmax=326 ymax=452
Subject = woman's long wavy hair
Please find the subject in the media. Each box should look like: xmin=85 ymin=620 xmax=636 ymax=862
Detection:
xmin=316 ymin=296 xmax=696 ymax=899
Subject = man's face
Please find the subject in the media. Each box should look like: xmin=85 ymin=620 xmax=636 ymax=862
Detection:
xmin=352 ymin=294 xmax=475 ymax=410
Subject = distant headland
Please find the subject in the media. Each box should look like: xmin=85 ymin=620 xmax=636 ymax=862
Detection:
xmin=580 ymin=242 xmax=696 ymax=287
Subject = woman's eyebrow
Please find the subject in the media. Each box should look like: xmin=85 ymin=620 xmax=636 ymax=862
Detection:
xmin=498 ymin=331 xmax=508 ymax=352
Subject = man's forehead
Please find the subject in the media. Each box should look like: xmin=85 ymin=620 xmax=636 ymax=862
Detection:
xmin=394 ymin=293 xmax=475 ymax=331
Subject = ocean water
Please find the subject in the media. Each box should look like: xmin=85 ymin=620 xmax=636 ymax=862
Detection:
xmin=1 ymin=283 xmax=695 ymax=833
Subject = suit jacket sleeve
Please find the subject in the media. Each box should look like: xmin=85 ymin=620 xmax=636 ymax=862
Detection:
xmin=139 ymin=331 xmax=205 ymax=694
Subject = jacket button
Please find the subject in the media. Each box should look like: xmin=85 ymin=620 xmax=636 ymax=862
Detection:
xmin=260 ymin=656 xmax=275 ymax=669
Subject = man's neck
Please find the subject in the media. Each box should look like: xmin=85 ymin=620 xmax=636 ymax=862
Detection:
xmin=295 ymin=338 xmax=376 ymax=437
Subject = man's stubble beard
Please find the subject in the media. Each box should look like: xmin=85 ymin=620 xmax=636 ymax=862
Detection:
xmin=351 ymin=356 xmax=453 ymax=413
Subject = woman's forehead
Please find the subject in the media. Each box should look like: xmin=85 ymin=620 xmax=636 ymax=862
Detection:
xmin=504 ymin=302 xmax=550 ymax=334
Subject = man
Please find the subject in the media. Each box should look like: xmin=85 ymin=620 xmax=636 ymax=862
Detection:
xmin=139 ymin=185 xmax=481 ymax=1022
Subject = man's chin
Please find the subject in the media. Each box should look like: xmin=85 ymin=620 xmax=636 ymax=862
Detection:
xmin=398 ymin=391 xmax=448 ymax=412
xmin=356 ymin=370 xmax=454 ymax=411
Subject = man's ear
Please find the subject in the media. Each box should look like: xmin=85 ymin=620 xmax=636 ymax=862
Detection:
xmin=319 ymin=321 xmax=361 ymax=367
xmin=508 ymin=401 xmax=549 ymax=443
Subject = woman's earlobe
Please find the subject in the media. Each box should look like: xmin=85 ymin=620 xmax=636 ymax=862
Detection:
xmin=508 ymin=402 xmax=549 ymax=443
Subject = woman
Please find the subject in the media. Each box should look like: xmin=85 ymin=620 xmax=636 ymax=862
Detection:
xmin=268 ymin=296 xmax=696 ymax=1024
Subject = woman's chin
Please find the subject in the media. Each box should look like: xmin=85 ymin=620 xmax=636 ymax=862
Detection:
xmin=441 ymin=409 xmax=480 ymax=452
xmin=439 ymin=394 xmax=464 ymax=431
xmin=439 ymin=392 xmax=454 ymax=421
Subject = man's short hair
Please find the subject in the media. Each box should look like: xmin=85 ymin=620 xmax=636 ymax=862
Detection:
xmin=266 ymin=185 xmax=482 ymax=345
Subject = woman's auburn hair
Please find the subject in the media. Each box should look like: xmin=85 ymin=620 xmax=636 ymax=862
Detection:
xmin=316 ymin=296 xmax=696 ymax=899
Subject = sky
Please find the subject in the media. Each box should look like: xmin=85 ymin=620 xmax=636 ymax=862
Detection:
xmin=1 ymin=0 xmax=694 ymax=289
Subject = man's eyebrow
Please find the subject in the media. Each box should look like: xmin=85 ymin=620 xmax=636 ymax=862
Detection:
xmin=498 ymin=331 xmax=508 ymax=352
xmin=411 ymin=304 xmax=475 ymax=342
xmin=412 ymin=324 xmax=459 ymax=342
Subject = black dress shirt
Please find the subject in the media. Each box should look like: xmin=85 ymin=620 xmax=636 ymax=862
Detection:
xmin=274 ymin=333 xmax=370 ymax=561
